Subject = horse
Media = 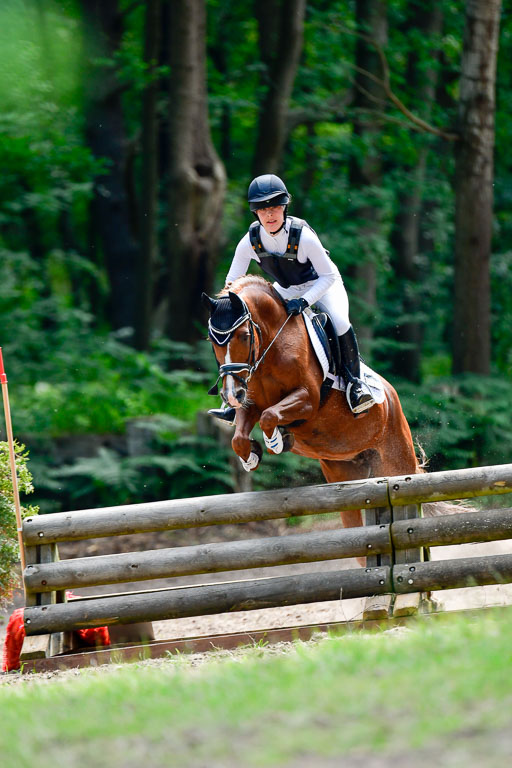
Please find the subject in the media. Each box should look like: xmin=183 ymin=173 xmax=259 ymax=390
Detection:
xmin=203 ymin=275 xmax=422 ymax=532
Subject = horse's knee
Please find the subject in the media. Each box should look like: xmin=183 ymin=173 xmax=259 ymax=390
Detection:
xmin=232 ymin=433 xmax=251 ymax=459
xmin=259 ymin=408 xmax=278 ymax=433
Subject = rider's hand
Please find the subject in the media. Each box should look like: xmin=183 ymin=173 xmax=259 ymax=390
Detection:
xmin=285 ymin=298 xmax=309 ymax=316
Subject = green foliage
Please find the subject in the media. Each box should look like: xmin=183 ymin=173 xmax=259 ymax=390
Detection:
xmin=0 ymin=245 xmax=212 ymax=436
xmin=399 ymin=374 xmax=512 ymax=471
xmin=11 ymin=335 xmax=211 ymax=437
xmin=41 ymin=416 xmax=234 ymax=510
xmin=0 ymin=442 xmax=38 ymax=610
xmin=0 ymin=0 xmax=510 ymax=515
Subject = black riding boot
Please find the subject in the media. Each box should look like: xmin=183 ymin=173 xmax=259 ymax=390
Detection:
xmin=208 ymin=404 xmax=237 ymax=425
xmin=338 ymin=327 xmax=375 ymax=414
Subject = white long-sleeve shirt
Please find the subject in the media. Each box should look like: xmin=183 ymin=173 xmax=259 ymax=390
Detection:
xmin=225 ymin=217 xmax=340 ymax=307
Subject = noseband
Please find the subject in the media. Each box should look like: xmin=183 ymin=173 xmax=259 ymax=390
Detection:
xmin=208 ymin=296 xmax=292 ymax=396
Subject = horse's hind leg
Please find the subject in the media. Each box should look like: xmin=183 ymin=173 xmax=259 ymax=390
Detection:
xmin=319 ymin=454 xmax=379 ymax=529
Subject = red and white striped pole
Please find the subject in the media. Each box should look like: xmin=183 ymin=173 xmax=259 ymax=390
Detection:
xmin=0 ymin=348 xmax=26 ymax=573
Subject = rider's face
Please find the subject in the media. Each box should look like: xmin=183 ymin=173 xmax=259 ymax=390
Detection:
xmin=256 ymin=205 xmax=285 ymax=235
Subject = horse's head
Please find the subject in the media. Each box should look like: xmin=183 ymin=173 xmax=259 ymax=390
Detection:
xmin=202 ymin=289 xmax=261 ymax=408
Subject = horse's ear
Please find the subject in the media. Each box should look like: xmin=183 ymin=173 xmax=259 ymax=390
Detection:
xmin=228 ymin=291 xmax=246 ymax=314
xmin=201 ymin=293 xmax=218 ymax=314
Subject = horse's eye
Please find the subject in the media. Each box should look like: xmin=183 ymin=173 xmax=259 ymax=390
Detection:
xmin=239 ymin=332 xmax=250 ymax=343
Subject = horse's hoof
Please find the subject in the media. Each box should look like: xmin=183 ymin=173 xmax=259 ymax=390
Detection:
xmin=239 ymin=439 xmax=263 ymax=472
xmin=281 ymin=430 xmax=295 ymax=452
xmin=240 ymin=452 xmax=259 ymax=472
xmin=263 ymin=427 xmax=283 ymax=454
xmin=263 ymin=427 xmax=295 ymax=454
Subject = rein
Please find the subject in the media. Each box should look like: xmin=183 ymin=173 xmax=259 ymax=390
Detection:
xmin=208 ymin=311 xmax=292 ymax=396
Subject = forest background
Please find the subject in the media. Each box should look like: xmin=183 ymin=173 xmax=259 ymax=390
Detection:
xmin=0 ymin=0 xmax=509 ymax=516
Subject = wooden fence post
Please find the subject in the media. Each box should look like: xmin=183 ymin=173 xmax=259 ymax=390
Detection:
xmin=363 ymin=505 xmax=394 ymax=620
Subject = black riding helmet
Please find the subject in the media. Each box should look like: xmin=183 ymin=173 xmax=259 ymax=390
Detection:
xmin=248 ymin=174 xmax=290 ymax=211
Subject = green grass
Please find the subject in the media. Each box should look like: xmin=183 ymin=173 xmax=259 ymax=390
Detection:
xmin=2 ymin=609 xmax=512 ymax=767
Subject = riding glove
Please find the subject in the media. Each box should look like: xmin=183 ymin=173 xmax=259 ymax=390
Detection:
xmin=285 ymin=297 xmax=309 ymax=316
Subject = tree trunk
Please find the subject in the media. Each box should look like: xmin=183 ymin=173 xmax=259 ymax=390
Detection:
xmin=252 ymin=0 xmax=307 ymax=176
xmin=81 ymin=0 xmax=139 ymax=336
xmin=165 ymin=0 xmax=226 ymax=344
xmin=390 ymin=4 xmax=443 ymax=381
xmin=348 ymin=0 xmax=388 ymax=344
xmin=134 ymin=0 xmax=161 ymax=351
xmin=452 ymin=0 xmax=501 ymax=375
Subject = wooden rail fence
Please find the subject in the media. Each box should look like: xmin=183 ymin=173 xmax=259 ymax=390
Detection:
xmin=20 ymin=463 xmax=512 ymax=643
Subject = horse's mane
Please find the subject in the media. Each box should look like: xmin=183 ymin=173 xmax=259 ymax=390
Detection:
xmin=218 ymin=275 xmax=284 ymax=306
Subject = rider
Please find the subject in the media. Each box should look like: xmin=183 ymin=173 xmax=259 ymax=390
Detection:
xmin=209 ymin=174 xmax=375 ymax=421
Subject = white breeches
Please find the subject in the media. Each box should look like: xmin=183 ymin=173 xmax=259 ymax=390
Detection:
xmin=273 ymin=278 xmax=351 ymax=336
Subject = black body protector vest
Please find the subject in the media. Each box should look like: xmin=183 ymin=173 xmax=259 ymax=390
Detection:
xmin=248 ymin=217 xmax=321 ymax=288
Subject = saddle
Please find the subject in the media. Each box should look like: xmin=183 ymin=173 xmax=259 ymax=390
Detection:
xmin=309 ymin=312 xmax=341 ymax=404
xmin=306 ymin=310 xmax=386 ymax=408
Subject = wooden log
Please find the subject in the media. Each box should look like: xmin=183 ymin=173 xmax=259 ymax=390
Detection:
xmin=24 ymin=545 xmax=40 ymax=607
xmin=391 ymin=504 xmax=425 ymax=617
xmin=38 ymin=545 xmax=58 ymax=607
xmin=392 ymin=592 xmax=422 ymax=617
xmin=365 ymin=507 xmax=392 ymax=567
xmin=393 ymin=553 xmax=512 ymax=593
xmin=391 ymin=508 xmax=512 ymax=550
xmin=23 ymin=567 xmax=392 ymax=635
xmin=19 ymin=634 xmax=50 ymax=661
xmin=362 ymin=594 xmax=393 ymax=620
xmin=21 ymin=464 xmax=512 ymax=547
xmin=21 ymin=478 xmax=391 ymax=545
xmin=364 ymin=506 xmax=392 ymax=619
xmin=23 ymin=524 xmax=392 ymax=594
xmin=392 ymin=504 xmax=423 ymax=563
xmin=389 ymin=464 xmax=512 ymax=506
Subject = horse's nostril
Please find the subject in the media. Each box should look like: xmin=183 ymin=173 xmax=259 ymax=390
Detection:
xmin=236 ymin=389 xmax=245 ymax=403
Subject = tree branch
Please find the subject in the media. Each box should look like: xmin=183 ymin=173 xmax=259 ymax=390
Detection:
xmin=287 ymin=89 xmax=354 ymax=132
xmin=344 ymin=26 xmax=459 ymax=142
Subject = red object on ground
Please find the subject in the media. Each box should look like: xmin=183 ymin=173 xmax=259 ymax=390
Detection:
xmin=2 ymin=602 xmax=110 ymax=672
xmin=2 ymin=608 xmax=25 ymax=672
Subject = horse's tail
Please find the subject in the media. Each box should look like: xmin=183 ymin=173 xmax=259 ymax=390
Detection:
xmin=415 ymin=443 xmax=475 ymax=516
xmin=422 ymin=499 xmax=474 ymax=517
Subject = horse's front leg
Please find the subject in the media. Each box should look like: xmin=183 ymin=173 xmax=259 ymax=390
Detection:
xmin=231 ymin=406 xmax=262 ymax=472
xmin=259 ymin=386 xmax=315 ymax=454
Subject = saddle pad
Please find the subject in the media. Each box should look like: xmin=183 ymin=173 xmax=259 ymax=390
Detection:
xmin=303 ymin=312 xmax=386 ymax=404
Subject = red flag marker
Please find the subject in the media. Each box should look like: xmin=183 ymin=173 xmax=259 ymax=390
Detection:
xmin=0 ymin=348 xmax=26 ymax=575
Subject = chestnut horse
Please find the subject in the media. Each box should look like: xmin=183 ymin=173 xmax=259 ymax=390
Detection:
xmin=203 ymin=275 xmax=421 ymax=531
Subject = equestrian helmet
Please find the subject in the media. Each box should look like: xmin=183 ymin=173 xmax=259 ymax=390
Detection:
xmin=248 ymin=174 xmax=290 ymax=211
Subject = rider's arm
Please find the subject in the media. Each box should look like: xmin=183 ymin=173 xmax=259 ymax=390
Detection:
xmin=298 ymin=227 xmax=339 ymax=307
xmin=225 ymin=234 xmax=255 ymax=286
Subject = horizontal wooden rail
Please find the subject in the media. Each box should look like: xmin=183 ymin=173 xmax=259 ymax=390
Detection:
xmin=24 ymin=552 xmax=512 ymax=635
xmin=392 ymin=508 xmax=512 ymax=549
xmin=22 ymin=478 xmax=389 ymax=545
xmin=24 ymin=567 xmax=391 ymax=634
xmin=23 ymin=525 xmax=392 ymax=593
xmin=23 ymin=507 xmax=512 ymax=596
xmin=393 ymin=554 xmax=512 ymax=593
xmin=388 ymin=464 xmax=512 ymax=505
xmin=22 ymin=464 xmax=512 ymax=546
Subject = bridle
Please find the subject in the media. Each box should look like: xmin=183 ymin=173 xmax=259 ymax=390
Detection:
xmin=208 ymin=298 xmax=292 ymax=396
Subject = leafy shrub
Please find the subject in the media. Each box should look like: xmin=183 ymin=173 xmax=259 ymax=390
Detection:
xmin=0 ymin=442 xmax=38 ymax=610
xmin=399 ymin=374 xmax=512 ymax=471
xmin=42 ymin=415 xmax=234 ymax=511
